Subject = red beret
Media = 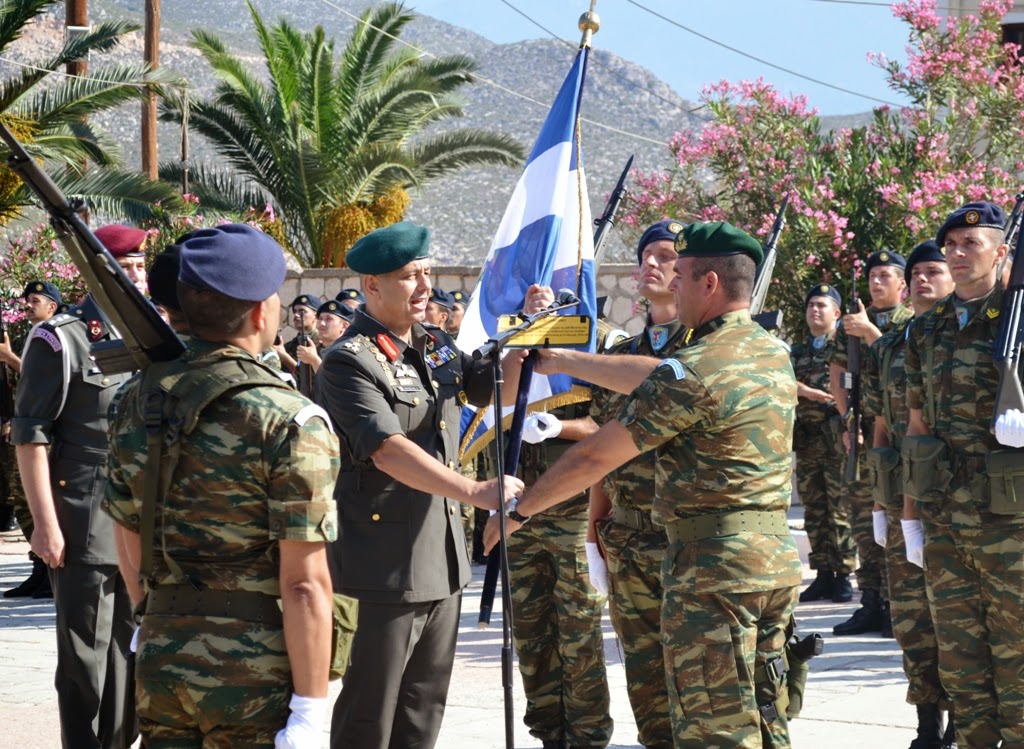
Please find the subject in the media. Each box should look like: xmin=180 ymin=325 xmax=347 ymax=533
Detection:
xmin=95 ymin=224 xmax=148 ymax=257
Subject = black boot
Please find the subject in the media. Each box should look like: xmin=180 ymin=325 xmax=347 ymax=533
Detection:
xmin=880 ymin=599 xmax=895 ymax=638
xmin=941 ymin=708 xmax=957 ymax=749
xmin=833 ymin=588 xmax=884 ymax=636
xmin=799 ymin=570 xmax=834 ymax=603
xmin=908 ymin=703 xmax=943 ymax=749
xmin=3 ymin=556 xmax=45 ymax=598
xmin=832 ymin=572 xmax=854 ymax=603
xmin=542 ymin=741 xmax=566 ymax=749
xmin=31 ymin=570 xmax=52 ymax=599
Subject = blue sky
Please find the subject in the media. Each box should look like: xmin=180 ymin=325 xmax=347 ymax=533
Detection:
xmin=408 ymin=0 xmax=914 ymax=115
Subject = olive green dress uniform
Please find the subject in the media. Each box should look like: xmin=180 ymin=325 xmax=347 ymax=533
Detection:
xmin=588 ymin=320 xmax=688 ymax=749
xmin=103 ymin=339 xmax=340 ymax=747
xmin=905 ymin=286 xmax=1024 ymax=748
xmin=511 ymin=401 xmax=613 ymax=748
xmin=863 ymin=321 xmax=948 ymax=710
xmin=318 ymin=310 xmax=494 ymax=749
xmin=790 ymin=331 xmax=856 ymax=577
xmin=11 ymin=297 xmax=134 ymax=749
xmin=619 ymin=310 xmax=802 ymax=749
xmin=826 ymin=302 xmax=912 ymax=599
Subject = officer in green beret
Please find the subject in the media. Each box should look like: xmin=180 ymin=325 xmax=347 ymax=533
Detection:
xmin=317 ymin=221 xmax=538 ymax=749
xmin=486 ymin=221 xmax=802 ymax=748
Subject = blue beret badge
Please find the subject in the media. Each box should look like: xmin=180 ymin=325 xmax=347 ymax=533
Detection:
xmin=966 ymin=210 xmax=980 ymax=225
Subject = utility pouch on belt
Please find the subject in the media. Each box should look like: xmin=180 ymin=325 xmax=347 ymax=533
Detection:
xmin=866 ymin=447 xmax=901 ymax=508
xmin=785 ymin=630 xmax=824 ymax=719
xmin=985 ymin=450 xmax=1024 ymax=515
xmin=330 ymin=593 xmax=359 ymax=680
xmin=901 ymin=436 xmax=951 ymax=502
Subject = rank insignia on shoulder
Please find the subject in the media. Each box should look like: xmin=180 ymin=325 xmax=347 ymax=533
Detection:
xmin=341 ymin=340 xmax=362 ymax=353
xmin=88 ymin=320 xmax=103 ymax=342
xmin=458 ymin=390 xmax=468 ymax=406
xmin=987 ymin=308 xmax=1000 ymax=319
xmin=658 ymin=358 xmax=687 ymax=380
xmin=376 ymin=333 xmax=400 ymax=362
xmin=425 ymin=333 xmax=436 ymax=352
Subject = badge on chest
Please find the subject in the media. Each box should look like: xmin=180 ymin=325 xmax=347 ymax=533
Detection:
xmin=394 ymin=363 xmax=421 ymax=392
xmin=425 ymin=345 xmax=457 ymax=369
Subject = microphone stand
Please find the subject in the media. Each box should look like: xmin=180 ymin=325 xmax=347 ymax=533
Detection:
xmin=473 ymin=295 xmax=578 ymax=749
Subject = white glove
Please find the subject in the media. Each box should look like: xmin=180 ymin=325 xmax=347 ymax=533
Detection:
xmin=995 ymin=408 xmax=1024 ymax=447
xmin=275 ymin=694 xmax=328 ymax=749
xmin=522 ymin=412 xmax=562 ymax=444
xmin=129 ymin=626 xmax=140 ymax=654
xmin=873 ymin=510 xmax=888 ymax=548
xmin=901 ymin=519 xmax=925 ymax=569
xmin=585 ymin=541 xmax=609 ymax=596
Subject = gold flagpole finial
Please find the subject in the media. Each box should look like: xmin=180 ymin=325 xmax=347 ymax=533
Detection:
xmin=579 ymin=1 xmax=600 ymax=48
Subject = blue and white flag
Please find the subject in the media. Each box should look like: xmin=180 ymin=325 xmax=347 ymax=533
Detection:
xmin=457 ymin=48 xmax=596 ymax=462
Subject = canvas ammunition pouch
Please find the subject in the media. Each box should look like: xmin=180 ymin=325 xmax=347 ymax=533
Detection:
xmin=985 ymin=450 xmax=1024 ymax=515
xmin=866 ymin=447 xmax=901 ymax=508
xmin=901 ymin=436 xmax=952 ymax=503
xmin=330 ymin=593 xmax=359 ymax=680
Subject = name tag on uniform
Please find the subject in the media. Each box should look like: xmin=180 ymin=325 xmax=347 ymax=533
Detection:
xmin=426 ymin=345 xmax=457 ymax=369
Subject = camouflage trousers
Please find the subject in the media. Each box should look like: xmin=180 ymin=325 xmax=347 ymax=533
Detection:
xmin=0 ymin=439 xmax=30 ymax=538
xmin=794 ymin=438 xmax=855 ymax=574
xmin=846 ymin=477 xmax=887 ymax=596
xmin=137 ymin=679 xmax=289 ymax=748
xmin=920 ymin=498 xmax=1024 ymax=749
xmin=598 ymin=520 xmax=672 ymax=749
xmin=661 ymin=556 xmax=798 ymax=749
xmin=883 ymin=501 xmax=946 ymax=707
xmin=507 ymin=515 xmax=612 ymax=747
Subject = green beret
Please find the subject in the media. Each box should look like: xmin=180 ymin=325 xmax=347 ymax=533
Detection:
xmin=673 ymin=221 xmax=763 ymax=266
xmin=346 ymin=221 xmax=431 ymax=275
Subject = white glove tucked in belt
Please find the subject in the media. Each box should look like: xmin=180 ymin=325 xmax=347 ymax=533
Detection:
xmin=995 ymin=408 xmax=1024 ymax=447
xmin=873 ymin=509 xmax=888 ymax=547
xmin=275 ymin=694 xmax=328 ymax=749
xmin=901 ymin=519 xmax=925 ymax=569
xmin=585 ymin=541 xmax=609 ymax=596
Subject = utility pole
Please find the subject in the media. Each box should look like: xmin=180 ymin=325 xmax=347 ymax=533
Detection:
xmin=142 ymin=0 xmax=160 ymax=179
xmin=65 ymin=0 xmax=88 ymax=78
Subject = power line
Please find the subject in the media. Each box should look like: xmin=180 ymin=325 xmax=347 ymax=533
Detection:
xmin=809 ymin=0 xmax=954 ymax=8
xmin=625 ymin=0 xmax=902 ymax=107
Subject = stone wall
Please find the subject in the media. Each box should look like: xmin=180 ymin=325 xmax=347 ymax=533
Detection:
xmin=279 ymin=263 xmax=647 ymax=337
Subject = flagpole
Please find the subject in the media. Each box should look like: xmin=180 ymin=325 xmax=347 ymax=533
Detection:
xmin=579 ymin=0 xmax=600 ymax=48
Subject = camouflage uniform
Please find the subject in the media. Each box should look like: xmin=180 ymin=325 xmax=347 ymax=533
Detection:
xmin=511 ymin=400 xmax=612 ymax=748
xmin=905 ymin=287 xmax=1024 ymax=748
xmin=619 ymin=310 xmax=802 ymax=749
xmin=103 ymin=338 xmax=340 ymax=747
xmin=863 ymin=321 xmax=948 ymax=709
xmin=588 ymin=320 xmax=688 ymax=749
xmin=790 ymin=332 xmax=855 ymax=575
xmin=826 ymin=303 xmax=913 ymax=598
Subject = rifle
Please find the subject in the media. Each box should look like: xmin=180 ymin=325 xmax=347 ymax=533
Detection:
xmin=992 ymin=220 xmax=1024 ymax=435
xmin=843 ymin=266 xmax=861 ymax=482
xmin=295 ymin=308 xmax=314 ymax=396
xmin=996 ymin=191 xmax=1024 ymax=283
xmin=592 ymin=154 xmax=633 ymax=267
xmin=750 ymin=196 xmax=789 ymax=331
xmin=0 ymin=310 xmax=13 ymax=423
xmin=0 ymin=124 xmax=183 ymax=373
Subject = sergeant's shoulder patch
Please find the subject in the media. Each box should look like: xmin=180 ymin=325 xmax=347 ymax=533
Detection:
xmin=987 ymin=307 xmax=1000 ymax=319
xmin=30 ymin=325 xmax=62 ymax=352
xmin=657 ymin=358 xmax=687 ymax=380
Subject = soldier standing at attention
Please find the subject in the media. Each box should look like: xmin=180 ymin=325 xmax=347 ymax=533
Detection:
xmin=104 ymin=224 xmax=339 ymax=748
xmin=424 ymin=287 xmax=454 ymax=330
xmin=316 ymin=221 xmax=528 ymax=749
xmin=448 ymin=289 xmax=469 ymax=336
xmin=828 ymin=249 xmax=912 ymax=636
xmin=584 ymin=219 xmax=687 ymax=749
xmin=12 ymin=225 xmax=149 ymax=748
xmin=863 ymin=239 xmax=956 ymax=749
xmin=792 ymin=283 xmax=856 ymax=604
xmin=486 ymin=221 xmax=802 ymax=749
xmin=280 ymin=293 xmax=321 ymax=394
xmin=904 ymin=202 xmax=1024 ymax=748
xmin=295 ymin=300 xmax=353 ymax=376
xmin=335 ymin=288 xmax=365 ymax=312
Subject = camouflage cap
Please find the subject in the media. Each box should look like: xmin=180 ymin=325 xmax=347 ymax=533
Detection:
xmin=674 ymin=221 xmax=763 ymax=266
xmin=904 ymin=240 xmax=946 ymax=282
xmin=346 ymin=221 xmax=430 ymax=275
xmin=22 ymin=280 xmax=61 ymax=304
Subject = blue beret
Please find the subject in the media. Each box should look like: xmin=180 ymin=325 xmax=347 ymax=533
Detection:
xmin=637 ymin=219 xmax=686 ymax=265
xmin=148 ymin=245 xmax=182 ymax=310
xmin=346 ymin=221 xmax=430 ymax=275
xmin=178 ymin=224 xmax=287 ymax=302
xmin=936 ymin=201 xmax=1006 ymax=247
xmin=22 ymin=280 xmax=61 ymax=304
xmin=450 ymin=289 xmax=470 ymax=307
xmin=430 ymin=288 xmax=454 ymax=309
xmin=674 ymin=221 xmax=763 ymax=265
xmin=865 ymin=250 xmax=905 ymax=272
xmin=904 ymin=240 xmax=946 ymax=282
xmin=290 ymin=293 xmax=322 ymax=310
xmin=317 ymin=299 xmax=354 ymax=320
xmin=805 ymin=283 xmax=842 ymax=308
xmin=336 ymin=288 xmax=365 ymax=304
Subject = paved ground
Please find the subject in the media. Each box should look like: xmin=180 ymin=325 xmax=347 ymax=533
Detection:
xmin=0 ymin=511 xmax=924 ymax=748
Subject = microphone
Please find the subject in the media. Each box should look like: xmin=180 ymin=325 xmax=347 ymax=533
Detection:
xmin=553 ymin=288 xmax=580 ymax=308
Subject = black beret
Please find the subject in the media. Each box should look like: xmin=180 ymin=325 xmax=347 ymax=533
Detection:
xmin=22 ymin=280 xmax=61 ymax=304
xmin=346 ymin=221 xmax=430 ymax=275
xmin=290 ymin=294 xmax=322 ymax=310
xmin=637 ymin=219 xmax=686 ymax=265
xmin=95 ymin=224 xmax=148 ymax=257
xmin=865 ymin=250 xmax=906 ymax=272
xmin=674 ymin=221 xmax=763 ymax=265
xmin=317 ymin=299 xmax=354 ymax=320
xmin=430 ymin=288 xmax=454 ymax=309
xmin=804 ymin=283 xmax=842 ymax=308
xmin=335 ymin=288 xmax=365 ymax=304
xmin=936 ymin=201 xmax=1006 ymax=247
xmin=178 ymin=224 xmax=287 ymax=302
xmin=904 ymin=240 xmax=946 ymax=282
xmin=450 ymin=289 xmax=470 ymax=307
xmin=148 ymin=245 xmax=182 ymax=311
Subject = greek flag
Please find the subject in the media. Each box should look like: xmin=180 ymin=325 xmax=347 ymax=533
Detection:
xmin=457 ymin=47 xmax=596 ymax=462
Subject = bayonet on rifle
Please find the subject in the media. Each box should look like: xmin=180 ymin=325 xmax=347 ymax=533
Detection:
xmin=843 ymin=266 xmax=861 ymax=482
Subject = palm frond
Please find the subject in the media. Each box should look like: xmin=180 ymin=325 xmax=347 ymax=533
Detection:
xmin=52 ymin=168 xmax=184 ymax=223
xmin=408 ymin=130 xmax=525 ymax=181
xmin=158 ymin=161 xmax=270 ymax=215
xmin=0 ymin=0 xmax=53 ymax=54
xmin=25 ymin=63 xmax=156 ymax=129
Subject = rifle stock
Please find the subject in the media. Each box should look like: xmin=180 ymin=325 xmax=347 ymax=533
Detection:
xmin=0 ymin=124 xmax=183 ymax=373
xmin=843 ymin=267 xmax=861 ymax=482
xmin=992 ymin=215 xmax=1024 ymax=431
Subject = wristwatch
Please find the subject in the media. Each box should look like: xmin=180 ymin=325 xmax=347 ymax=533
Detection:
xmin=506 ymin=497 xmax=531 ymax=524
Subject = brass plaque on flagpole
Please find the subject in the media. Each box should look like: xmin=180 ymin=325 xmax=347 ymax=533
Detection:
xmin=497 ymin=315 xmax=593 ymax=348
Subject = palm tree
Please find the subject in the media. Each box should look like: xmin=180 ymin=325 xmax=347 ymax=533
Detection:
xmin=0 ymin=0 xmax=184 ymax=223
xmin=160 ymin=1 xmax=525 ymax=267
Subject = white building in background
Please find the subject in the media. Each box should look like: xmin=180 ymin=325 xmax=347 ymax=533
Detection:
xmin=944 ymin=0 xmax=1024 ymax=44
